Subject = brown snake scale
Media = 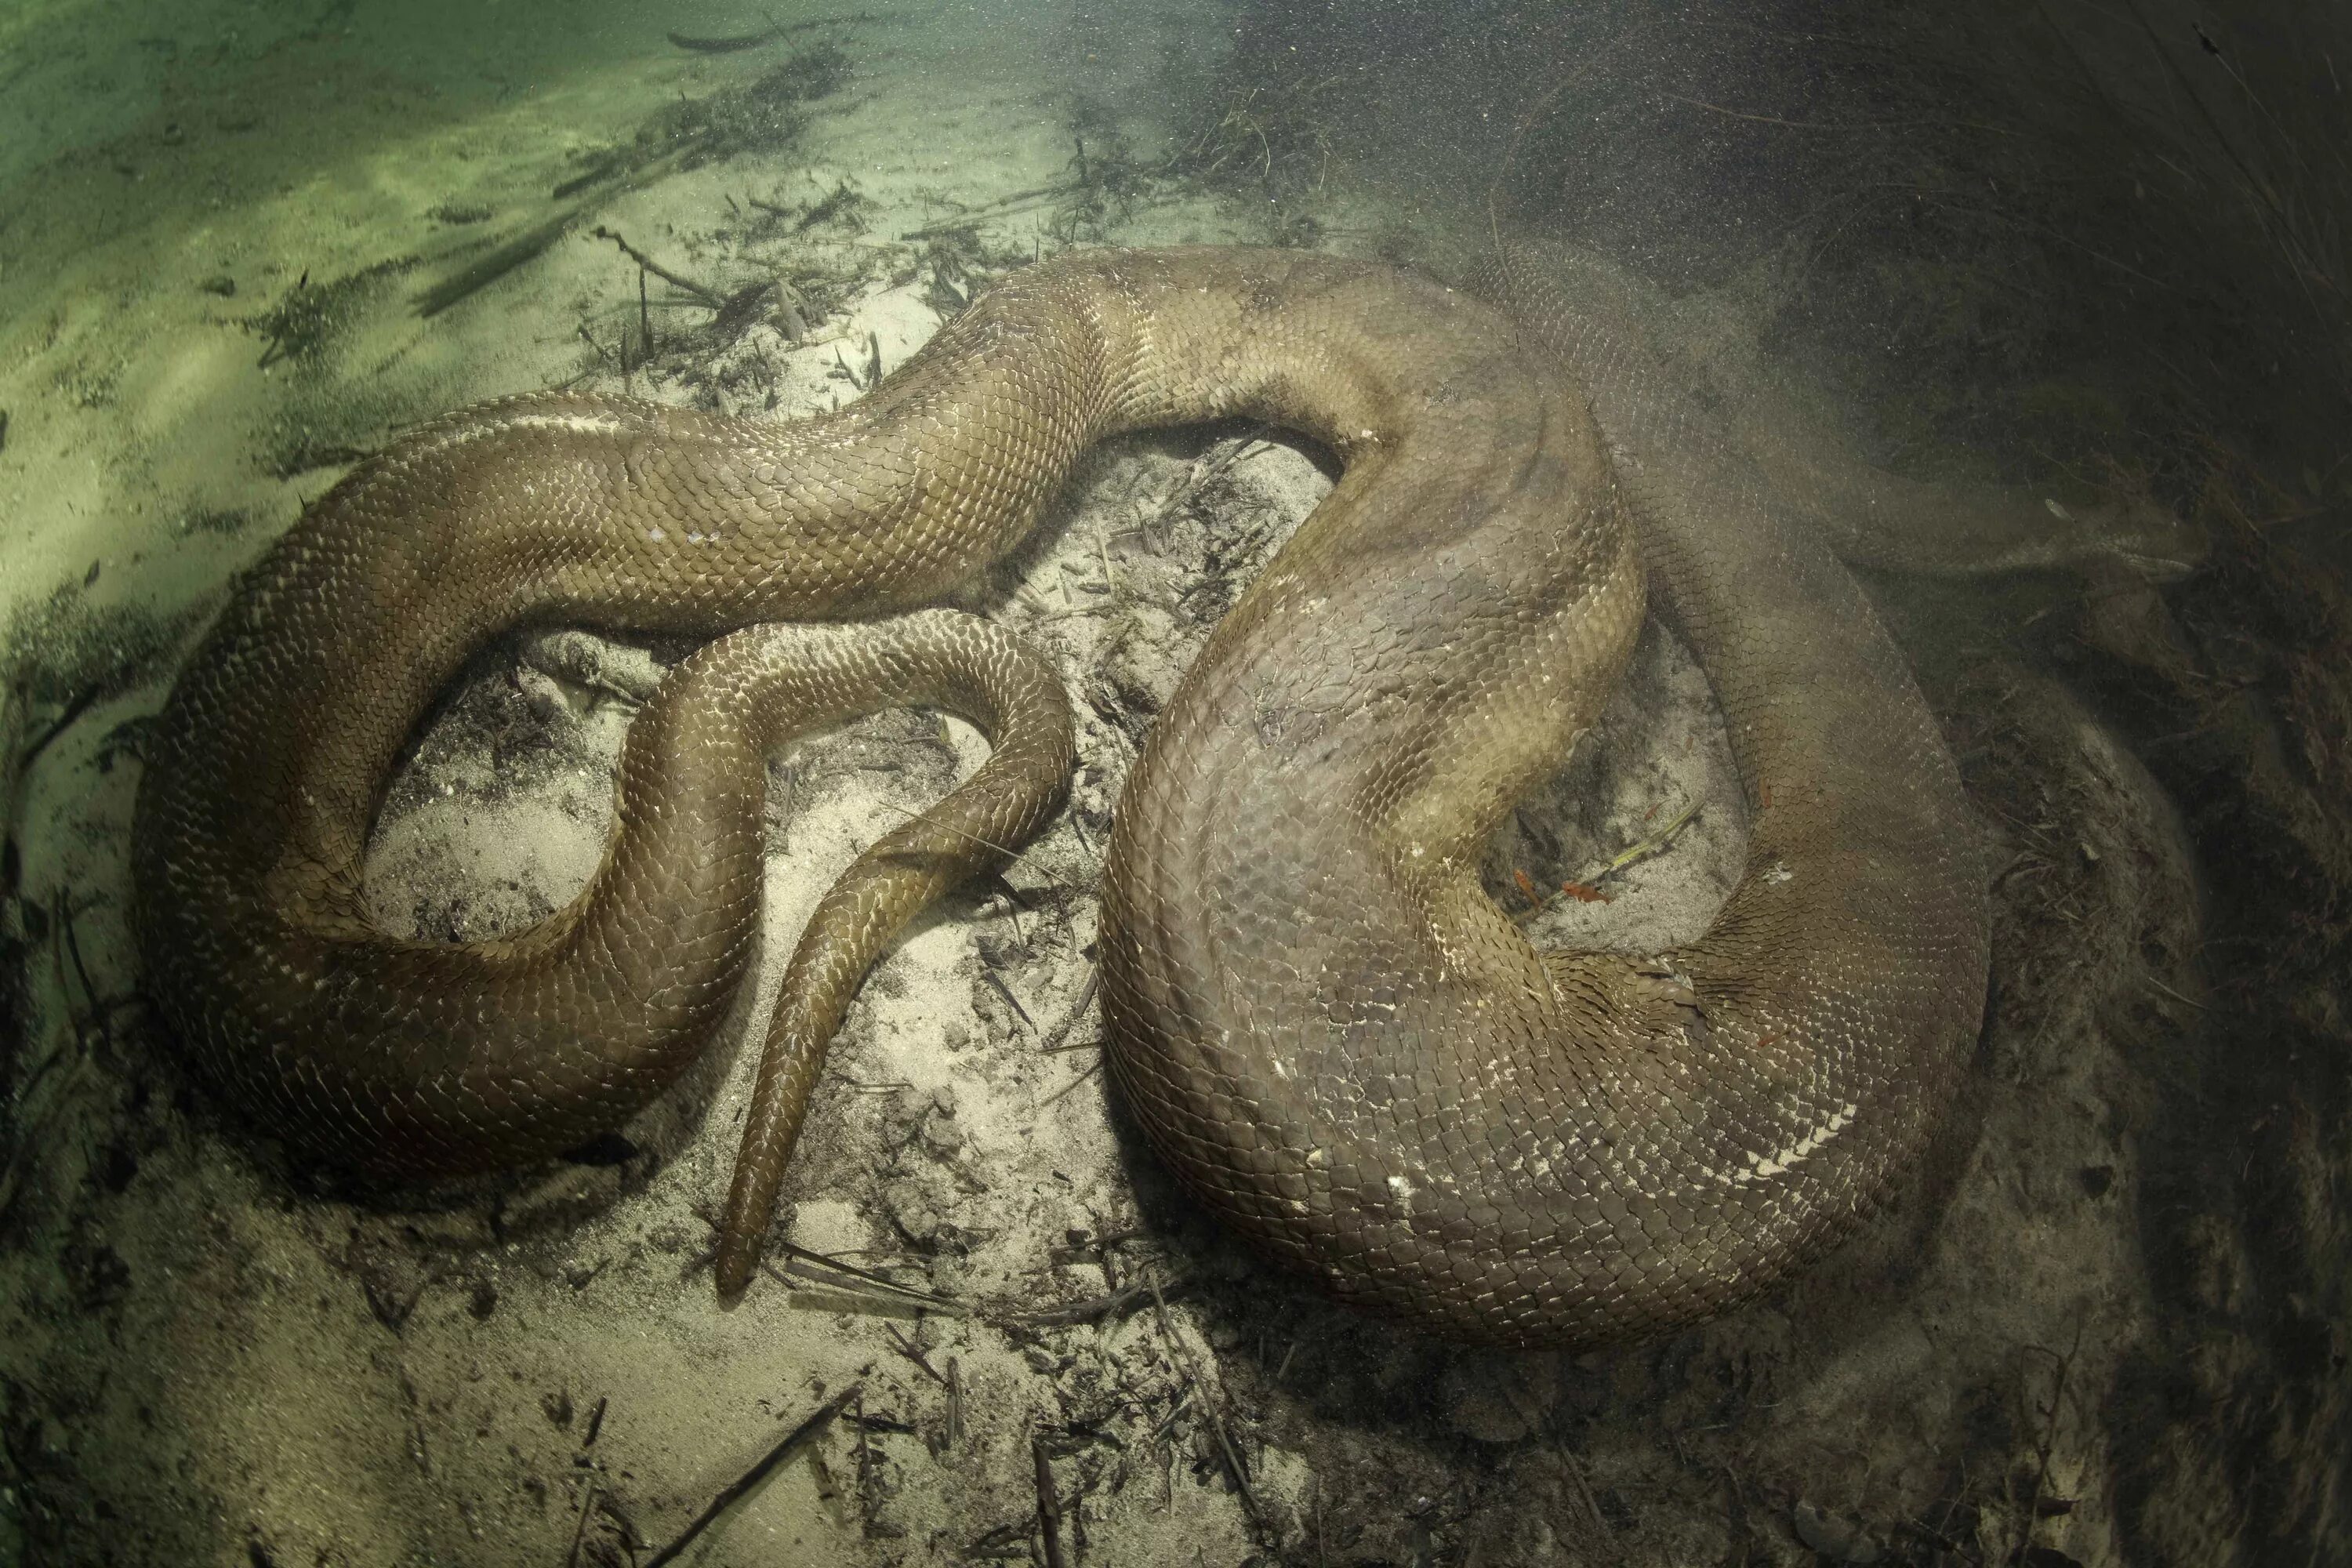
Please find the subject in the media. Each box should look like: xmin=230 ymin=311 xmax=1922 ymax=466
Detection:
xmin=132 ymin=245 xmax=1991 ymax=1345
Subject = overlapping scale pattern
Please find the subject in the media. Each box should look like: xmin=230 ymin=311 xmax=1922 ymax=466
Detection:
xmin=133 ymin=247 xmax=1987 ymax=1334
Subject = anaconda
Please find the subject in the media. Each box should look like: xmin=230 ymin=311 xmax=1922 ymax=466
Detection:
xmin=135 ymin=245 xmax=2016 ymax=1345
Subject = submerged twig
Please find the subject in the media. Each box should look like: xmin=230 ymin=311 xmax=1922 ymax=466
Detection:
xmin=669 ymin=11 xmax=877 ymax=53
xmin=1041 ymin=1058 xmax=1103 ymax=1108
xmin=53 ymin=888 xmax=103 ymax=1046
xmin=642 ymin=1385 xmax=860 ymax=1567
xmin=982 ymin=964 xmax=1036 ymax=1034
xmin=898 ymin=183 xmax=1085 ymax=241
xmin=414 ymin=208 xmax=582 ymax=318
xmin=590 ymin=227 xmax=726 ymax=308
xmin=1009 ymin=1272 xmax=1185 ymax=1328
xmin=13 ymin=681 xmax=107 ymax=779
xmin=884 ymin=1322 xmax=947 ymax=1385
xmin=564 ymin=1480 xmax=600 ymax=1568
xmin=1592 ymin=799 xmax=1704 ymax=882
xmin=1039 ymin=967 xmax=1099 ymax=1053
xmin=863 ymin=797 xmax=1070 ymax=887
xmin=668 ymin=27 xmax=774 ymax=53
xmin=1034 ymin=1426 xmax=1068 ymax=1568
xmin=769 ymin=1238 xmax=965 ymax=1312
xmin=2015 ymin=1319 xmax=2085 ymax=1563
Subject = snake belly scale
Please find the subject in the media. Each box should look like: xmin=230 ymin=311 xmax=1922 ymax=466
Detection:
xmin=131 ymin=246 xmax=1988 ymax=1345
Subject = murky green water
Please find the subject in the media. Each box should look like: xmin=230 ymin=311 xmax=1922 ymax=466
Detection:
xmin=0 ymin=4 xmax=2345 ymax=1564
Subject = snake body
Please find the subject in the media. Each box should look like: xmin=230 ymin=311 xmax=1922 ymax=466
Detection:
xmin=132 ymin=246 xmax=1989 ymax=1345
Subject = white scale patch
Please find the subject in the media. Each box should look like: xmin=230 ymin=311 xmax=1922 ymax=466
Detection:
xmin=1739 ymin=1101 xmax=1859 ymax=1181
xmin=410 ymin=410 xmax=633 ymax=462
xmin=1386 ymin=1173 xmax=1416 ymax=1213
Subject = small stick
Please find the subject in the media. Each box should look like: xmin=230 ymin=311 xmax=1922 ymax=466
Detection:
xmin=1039 ymin=968 xmax=1099 ymax=1053
xmin=1204 ymin=1408 xmax=1258 ymax=1526
xmin=14 ymin=682 xmax=106 ymax=779
xmin=55 ymin=889 xmax=104 ymax=1044
xmin=1564 ymin=1450 xmax=1608 ymax=1538
xmin=884 ymin=1323 xmax=947 ymax=1385
xmin=854 ymin=1388 xmax=873 ymax=1523
xmin=1034 ymin=1426 xmax=1068 ymax=1568
xmin=1010 ymin=1272 xmax=1183 ymax=1328
xmin=1591 ymin=799 xmax=1703 ymax=883
xmin=862 ymin=797 xmax=1069 ymax=886
xmin=771 ymin=1239 xmax=960 ymax=1309
xmin=994 ymin=879 xmax=1028 ymax=947
xmin=898 ymin=183 xmax=1086 ymax=241
xmin=563 ymin=1480 xmax=599 ymax=1568
xmin=641 ymin=1385 xmax=860 ymax=1567
xmin=982 ymin=964 xmax=1036 ymax=1034
xmin=834 ymin=343 xmax=866 ymax=390
xmin=1041 ymin=1058 xmax=1103 ymax=1108
xmin=576 ymin=321 xmax=616 ymax=368
xmin=593 ymin=226 xmax=726 ymax=308
xmin=639 ymin=269 xmax=653 ymax=359
xmin=1145 ymin=1281 xmax=1262 ymax=1530
xmin=1149 ymin=1383 xmax=1195 ymax=1443
xmin=412 ymin=208 xmax=579 ymax=317
xmin=946 ymin=1357 xmax=964 ymax=1448
xmin=2018 ymin=1321 xmax=2085 ymax=1558
xmin=668 ymin=28 xmax=773 ymax=53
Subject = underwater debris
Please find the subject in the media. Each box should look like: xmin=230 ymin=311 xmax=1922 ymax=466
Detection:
xmin=829 ymin=329 xmax=885 ymax=393
xmin=416 ymin=35 xmax=864 ymax=320
xmin=640 ymin=1385 xmax=860 ymax=1568
xmin=550 ymin=154 xmax=628 ymax=201
xmin=1594 ymin=798 xmax=1704 ymax=882
xmin=788 ymin=178 xmax=874 ymax=235
xmin=413 ymin=209 xmax=579 ymax=318
xmin=585 ymin=225 xmax=788 ymax=361
xmin=1171 ymin=74 xmax=1347 ymax=197
xmin=1032 ymin=1428 xmax=1067 ymax=1568
xmin=249 ymin=257 xmax=416 ymax=366
xmin=666 ymin=11 xmax=877 ymax=55
xmin=641 ymin=41 xmax=854 ymax=166
xmin=590 ymin=227 xmax=724 ymax=307
xmin=667 ymin=27 xmax=773 ymax=54
xmin=899 ymin=189 xmax=1076 ymax=242
xmin=748 ymin=39 xmax=854 ymax=104
xmin=1051 ymin=112 xmax=1155 ymax=245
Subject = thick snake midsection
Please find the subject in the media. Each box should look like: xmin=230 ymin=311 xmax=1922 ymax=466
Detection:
xmin=132 ymin=246 xmax=1988 ymax=1345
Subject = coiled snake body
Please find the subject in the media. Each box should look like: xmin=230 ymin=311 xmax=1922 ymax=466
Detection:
xmin=132 ymin=246 xmax=1989 ymax=1347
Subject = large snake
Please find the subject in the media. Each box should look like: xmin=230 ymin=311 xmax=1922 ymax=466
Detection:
xmin=133 ymin=245 xmax=1995 ymax=1347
